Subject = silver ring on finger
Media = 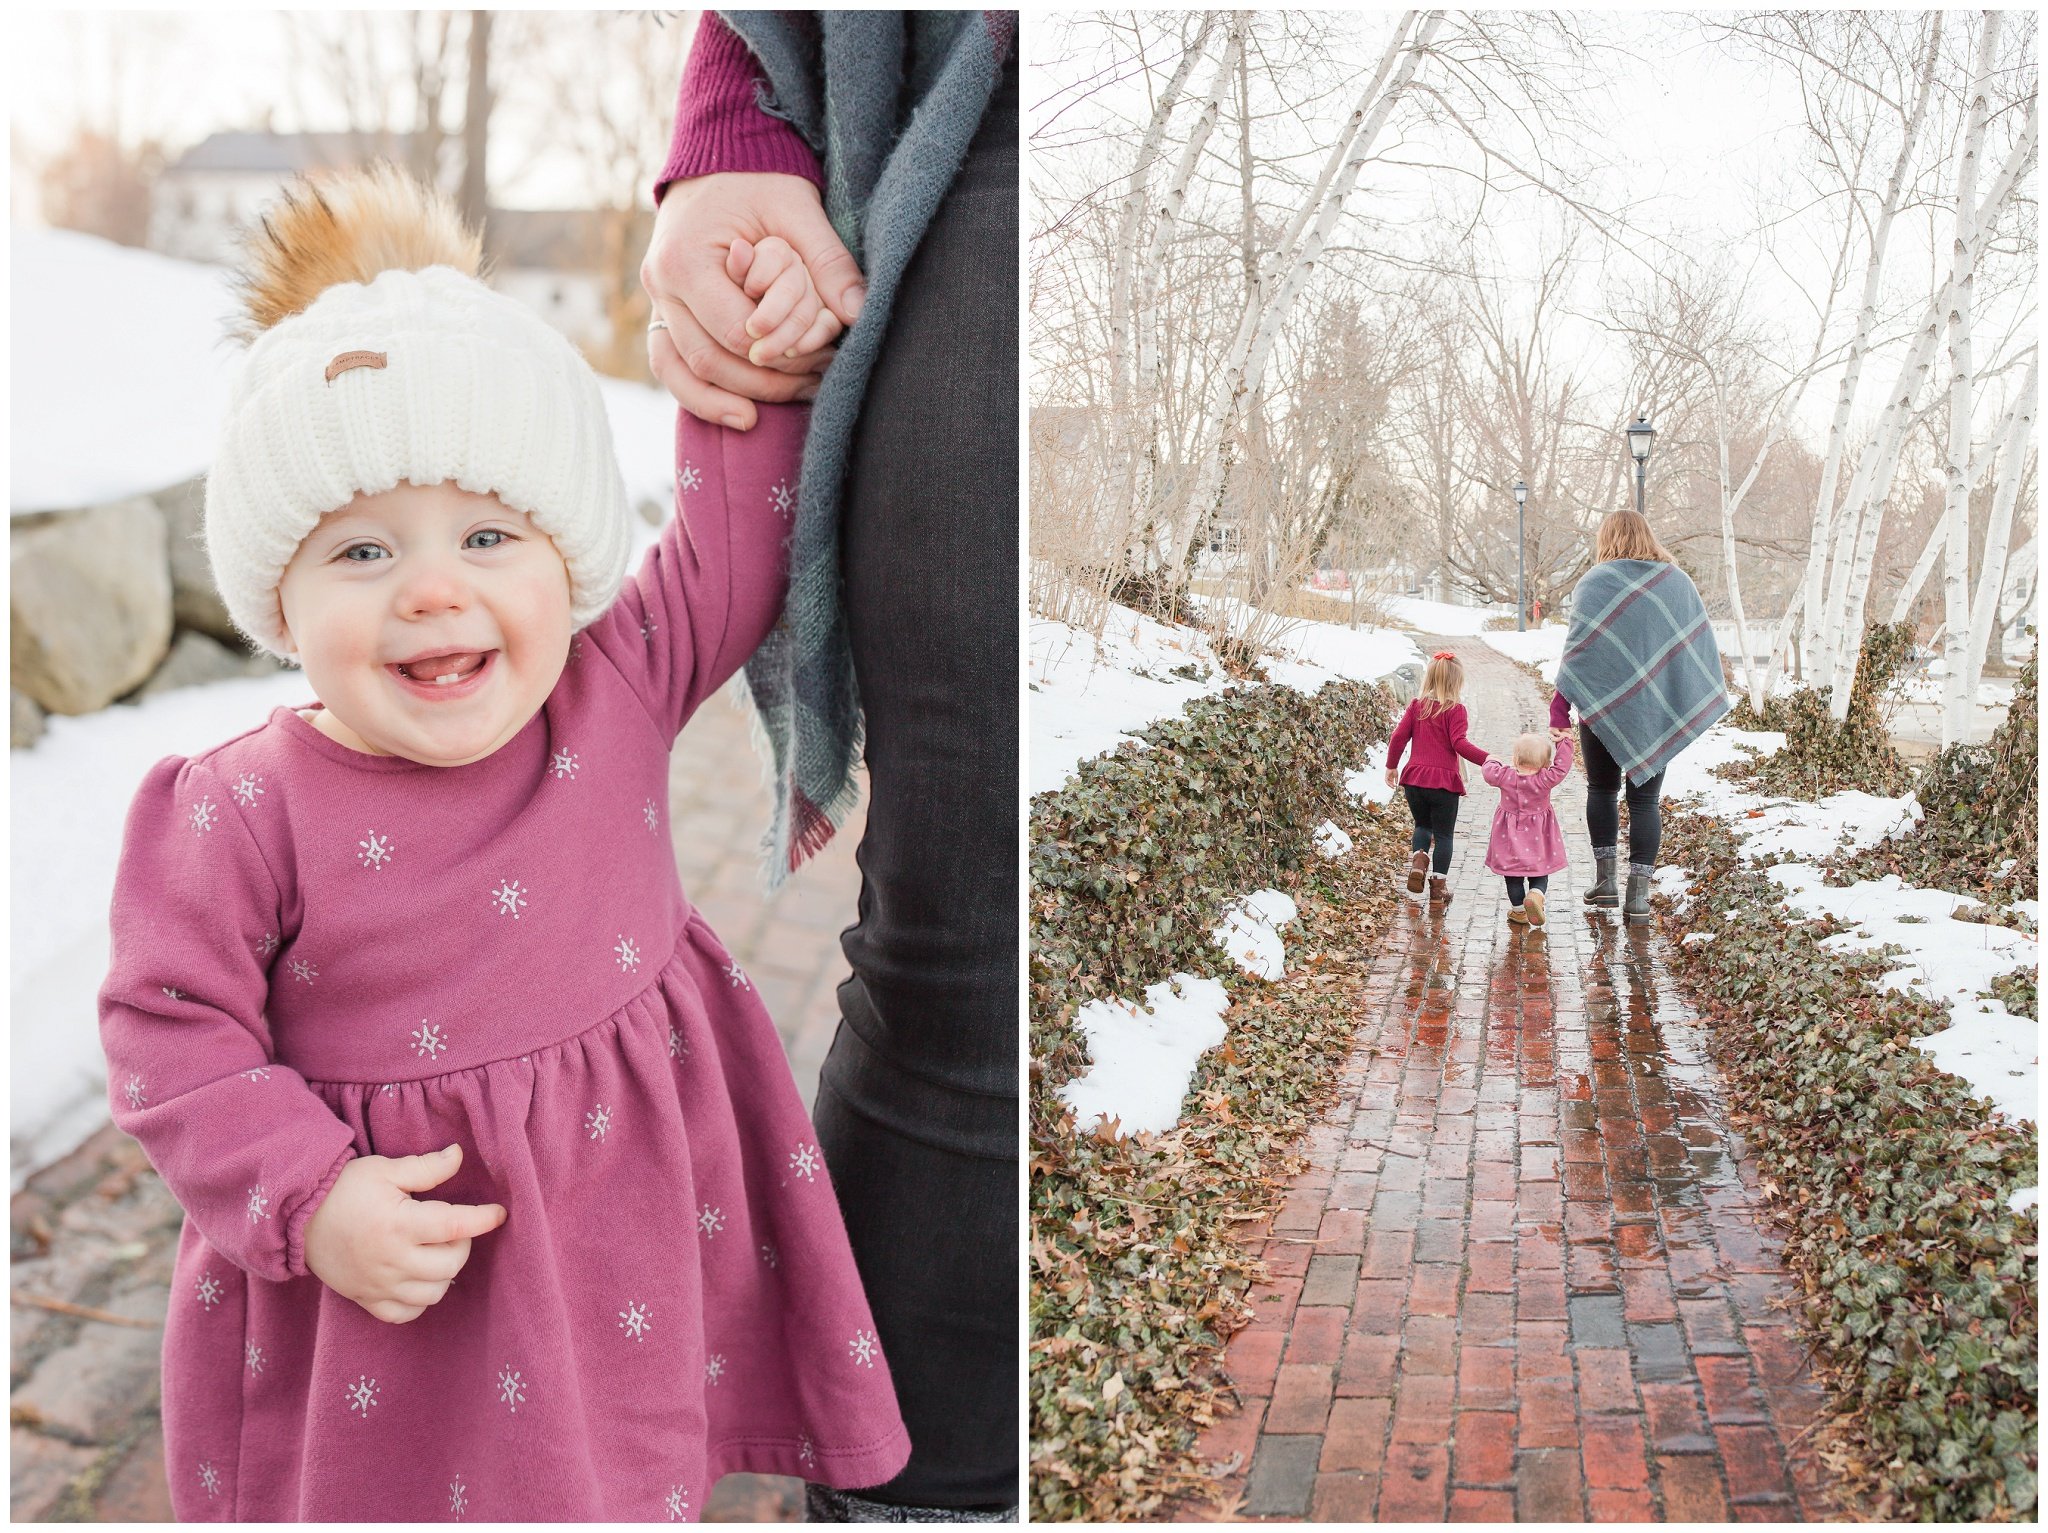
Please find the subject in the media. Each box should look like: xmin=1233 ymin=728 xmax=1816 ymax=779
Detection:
xmin=647 ymin=317 xmax=669 ymax=333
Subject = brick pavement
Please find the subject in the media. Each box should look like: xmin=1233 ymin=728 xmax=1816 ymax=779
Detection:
xmin=1192 ymin=639 xmax=1836 ymax=1522
xmin=10 ymin=687 xmax=862 ymax=1522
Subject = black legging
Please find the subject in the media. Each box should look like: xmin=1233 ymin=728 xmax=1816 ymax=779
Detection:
xmin=818 ymin=55 xmax=1018 ymax=1512
xmin=1402 ymin=785 xmax=1460 ymax=875
xmin=1579 ymin=723 xmax=1664 ymax=866
xmin=1505 ymin=874 xmax=1550 ymax=904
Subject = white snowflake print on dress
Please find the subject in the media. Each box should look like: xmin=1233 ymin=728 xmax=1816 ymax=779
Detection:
xmin=614 ymin=935 xmax=640 ymax=972
xmin=231 ymin=773 xmax=264 ymax=808
xmin=197 ymin=1461 xmax=221 ymax=1500
xmin=798 ymin=1433 xmax=817 ymax=1470
xmin=848 ymin=1330 xmax=879 ymax=1368
xmin=666 ymin=1483 xmax=691 ymax=1521
xmin=491 ymin=879 xmax=529 ymax=919
xmin=162 ymin=986 xmax=184 ymax=1000
xmin=759 ymin=1243 xmax=779 ymax=1270
xmin=789 ymin=1143 xmax=821 ymax=1183
xmin=412 ymin=1022 xmax=448 ymax=1060
xmin=241 ymin=1066 xmax=272 ymax=1082
xmin=246 ymin=1184 xmax=271 ymax=1222
xmin=769 ymin=478 xmax=796 ymax=519
xmin=450 ymin=1475 xmax=469 ymax=1519
xmin=195 ymin=1272 xmax=223 ymax=1310
xmin=245 ymin=1340 xmax=265 ymax=1375
xmin=347 ymin=1374 xmax=380 ymax=1417
xmin=254 ymin=931 xmax=279 ymax=957
xmin=705 ymin=1354 xmax=726 ymax=1387
xmin=288 ymin=958 xmax=318 ymax=985
xmin=643 ymin=798 xmax=661 ymax=833
xmin=668 ymin=1026 xmax=689 ymax=1062
xmin=697 ymin=1205 xmax=723 ymax=1238
xmin=724 ymin=959 xmax=750 ymax=990
xmin=189 ymin=798 xmax=217 ymax=835
xmin=679 ymin=460 xmax=703 ymax=494
xmin=586 ymin=1105 xmax=613 ymax=1141
xmin=618 ymin=1301 xmax=652 ymax=1342
xmin=123 ymin=1073 xmax=147 ymax=1110
xmin=358 ymin=831 xmax=393 ymax=870
xmin=549 ymin=749 xmax=579 ymax=780
xmin=497 ymin=1365 xmax=526 ymax=1413
xmin=640 ymin=616 xmax=660 ymax=643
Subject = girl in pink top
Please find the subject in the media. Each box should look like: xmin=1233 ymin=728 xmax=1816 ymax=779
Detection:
xmin=95 ymin=169 xmax=907 ymax=1521
xmin=1481 ymin=730 xmax=1576 ymax=926
xmin=1383 ymin=651 xmax=1490 ymax=907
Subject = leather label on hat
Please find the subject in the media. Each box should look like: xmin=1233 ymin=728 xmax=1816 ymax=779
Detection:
xmin=325 ymin=350 xmax=388 ymax=383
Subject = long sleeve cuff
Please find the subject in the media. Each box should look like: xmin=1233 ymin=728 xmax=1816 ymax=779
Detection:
xmin=654 ymin=12 xmax=823 ymax=204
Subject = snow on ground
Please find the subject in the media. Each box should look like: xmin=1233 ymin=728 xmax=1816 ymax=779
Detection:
xmin=1383 ymin=596 xmax=1511 ymax=635
xmin=11 ymin=671 xmax=313 ymax=1185
xmin=1480 ymin=624 xmax=1568 ymax=684
xmin=1346 ymin=765 xmax=1396 ymax=807
xmin=1030 ymin=601 xmax=1419 ymax=795
xmin=12 ymin=227 xmax=244 ymax=512
xmin=1314 ymin=821 xmax=1353 ymax=859
xmin=1056 ymin=975 xmax=1231 ymax=1138
xmin=1212 ymin=890 xmax=1299 ymax=981
xmin=1767 ymin=865 xmax=2038 ymax=1127
xmin=1660 ymin=720 xmax=2036 ymax=1130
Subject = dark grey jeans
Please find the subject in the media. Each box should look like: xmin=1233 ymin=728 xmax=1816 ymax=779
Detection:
xmin=814 ymin=53 xmax=1018 ymax=1514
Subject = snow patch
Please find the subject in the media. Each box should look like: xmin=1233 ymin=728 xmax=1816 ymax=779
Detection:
xmin=1056 ymin=974 xmax=1232 ymax=1138
xmin=1479 ymin=624 xmax=1569 ymax=683
xmin=1211 ymin=890 xmax=1299 ymax=981
xmin=1765 ymin=865 xmax=2037 ymax=1126
xmin=1313 ymin=821 xmax=1354 ymax=859
xmin=1383 ymin=597 xmax=1506 ymax=635
xmin=2011 ymin=1187 xmax=2039 ymax=1216
xmin=1346 ymin=762 xmax=1396 ymax=807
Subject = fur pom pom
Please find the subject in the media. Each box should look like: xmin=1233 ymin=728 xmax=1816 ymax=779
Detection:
xmin=232 ymin=161 xmax=483 ymax=341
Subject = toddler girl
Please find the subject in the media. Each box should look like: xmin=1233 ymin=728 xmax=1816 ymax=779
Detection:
xmin=1383 ymin=650 xmax=1488 ymax=907
xmin=1482 ymin=730 xmax=1575 ymax=926
xmin=97 ymin=168 xmax=908 ymax=1520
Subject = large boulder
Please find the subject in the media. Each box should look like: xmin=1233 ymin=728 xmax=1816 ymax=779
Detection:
xmin=153 ymin=476 xmax=242 ymax=645
xmin=11 ymin=500 xmax=175 ymax=715
xmin=136 ymin=630 xmax=281 ymax=700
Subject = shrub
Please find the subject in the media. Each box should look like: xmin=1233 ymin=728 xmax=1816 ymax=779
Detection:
xmin=1722 ymin=622 xmax=1915 ymax=798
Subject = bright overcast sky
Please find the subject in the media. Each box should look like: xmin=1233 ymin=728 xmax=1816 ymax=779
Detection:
xmin=9 ymin=8 xmax=697 ymax=213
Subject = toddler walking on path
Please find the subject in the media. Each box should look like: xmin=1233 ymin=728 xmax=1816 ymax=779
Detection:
xmin=1482 ymin=730 xmax=1575 ymax=926
xmin=1383 ymin=651 xmax=1488 ymax=907
xmin=96 ymin=168 xmax=907 ymax=1521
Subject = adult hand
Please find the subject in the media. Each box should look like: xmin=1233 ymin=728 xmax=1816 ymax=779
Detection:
xmin=302 ymin=1144 xmax=506 ymax=1324
xmin=641 ymin=172 xmax=866 ymax=430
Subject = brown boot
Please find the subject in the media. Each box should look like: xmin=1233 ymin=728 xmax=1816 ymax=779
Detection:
xmin=1407 ymin=849 xmax=1429 ymax=894
xmin=1428 ymin=874 xmax=1452 ymax=907
xmin=1525 ymin=890 xmax=1546 ymax=927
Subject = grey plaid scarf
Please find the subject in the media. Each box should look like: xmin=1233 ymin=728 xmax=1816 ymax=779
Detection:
xmin=722 ymin=10 xmax=1016 ymax=885
xmin=1554 ymin=558 xmax=1731 ymax=785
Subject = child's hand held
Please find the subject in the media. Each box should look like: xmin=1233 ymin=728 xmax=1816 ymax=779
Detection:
xmin=303 ymin=1144 xmax=507 ymax=1325
xmin=738 ymin=235 xmax=837 ymax=365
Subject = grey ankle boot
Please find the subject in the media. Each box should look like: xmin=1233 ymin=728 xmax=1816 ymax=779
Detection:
xmin=1584 ymin=853 xmax=1620 ymax=907
xmin=1624 ymin=866 xmax=1654 ymax=925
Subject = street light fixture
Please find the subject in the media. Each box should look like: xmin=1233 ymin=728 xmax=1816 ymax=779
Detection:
xmin=1513 ymin=479 xmax=1529 ymax=632
xmin=1626 ymin=414 xmax=1656 ymax=519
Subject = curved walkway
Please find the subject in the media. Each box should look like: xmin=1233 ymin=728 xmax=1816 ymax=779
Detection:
xmin=1192 ymin=639 xmax=1834 ymax=1521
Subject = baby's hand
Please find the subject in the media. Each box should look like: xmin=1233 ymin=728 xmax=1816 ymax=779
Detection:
xmin=726 ymin=235 xmax=843 ymax=366
xmin=1550 ymin=727 xmax=1569 ymax=742
xmin=303 ymin=1144 xmax=506 ymax=1325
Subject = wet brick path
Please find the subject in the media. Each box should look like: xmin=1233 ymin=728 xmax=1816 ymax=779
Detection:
xmin=1191 ymin=638 xmax=1835 ymax=1521
xmin=10 ymin=687 xmax=861 ymax=1522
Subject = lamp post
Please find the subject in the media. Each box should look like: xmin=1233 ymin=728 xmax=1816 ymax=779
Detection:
xmin=1626 ymin=414 xmax=1656 ymax=518
xmin=1513 ymin=479 xmax=1528 ymax=632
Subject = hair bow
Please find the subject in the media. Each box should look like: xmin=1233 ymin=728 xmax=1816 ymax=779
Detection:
xmin=1431 ymin=650 xmax=1457 ymax=661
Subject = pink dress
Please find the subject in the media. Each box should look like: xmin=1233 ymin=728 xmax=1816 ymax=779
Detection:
xmin=1480 ymin=738 xmax=1574 ymax=877
xmin=97 ymin=406 xmax=910 ymax=1521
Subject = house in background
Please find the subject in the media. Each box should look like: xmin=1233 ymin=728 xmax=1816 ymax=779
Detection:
xmin=149 ymin=129 xmax=611 ymax=352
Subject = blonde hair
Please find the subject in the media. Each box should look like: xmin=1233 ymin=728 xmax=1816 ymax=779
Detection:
xmin=1418 ymin=653 xmax=1465 ymax=716
xmin=1512 ymin=732 xmax=1554 ymax=771
xmin=1596 ymin=510 xmax=1673 ymax=564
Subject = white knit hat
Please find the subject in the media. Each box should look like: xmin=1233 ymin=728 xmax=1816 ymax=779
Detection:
xmin=204 ymin=172 xmax=631 ymax=658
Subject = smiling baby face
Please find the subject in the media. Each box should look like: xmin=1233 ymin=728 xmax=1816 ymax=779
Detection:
xmin=277 ymin=481 xmax=573 ymax=766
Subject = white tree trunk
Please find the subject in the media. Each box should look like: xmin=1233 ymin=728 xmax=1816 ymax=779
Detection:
xmin=1964 ymin=354 xmax=2038 ymax=698
xmin=1159 ymin=11 xmax=1436 ymax=578
xmin=1939 ymin=11 xmax=1999 ymax=746
xmin=1795 ymin=14 xmax=1944 ymax=685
